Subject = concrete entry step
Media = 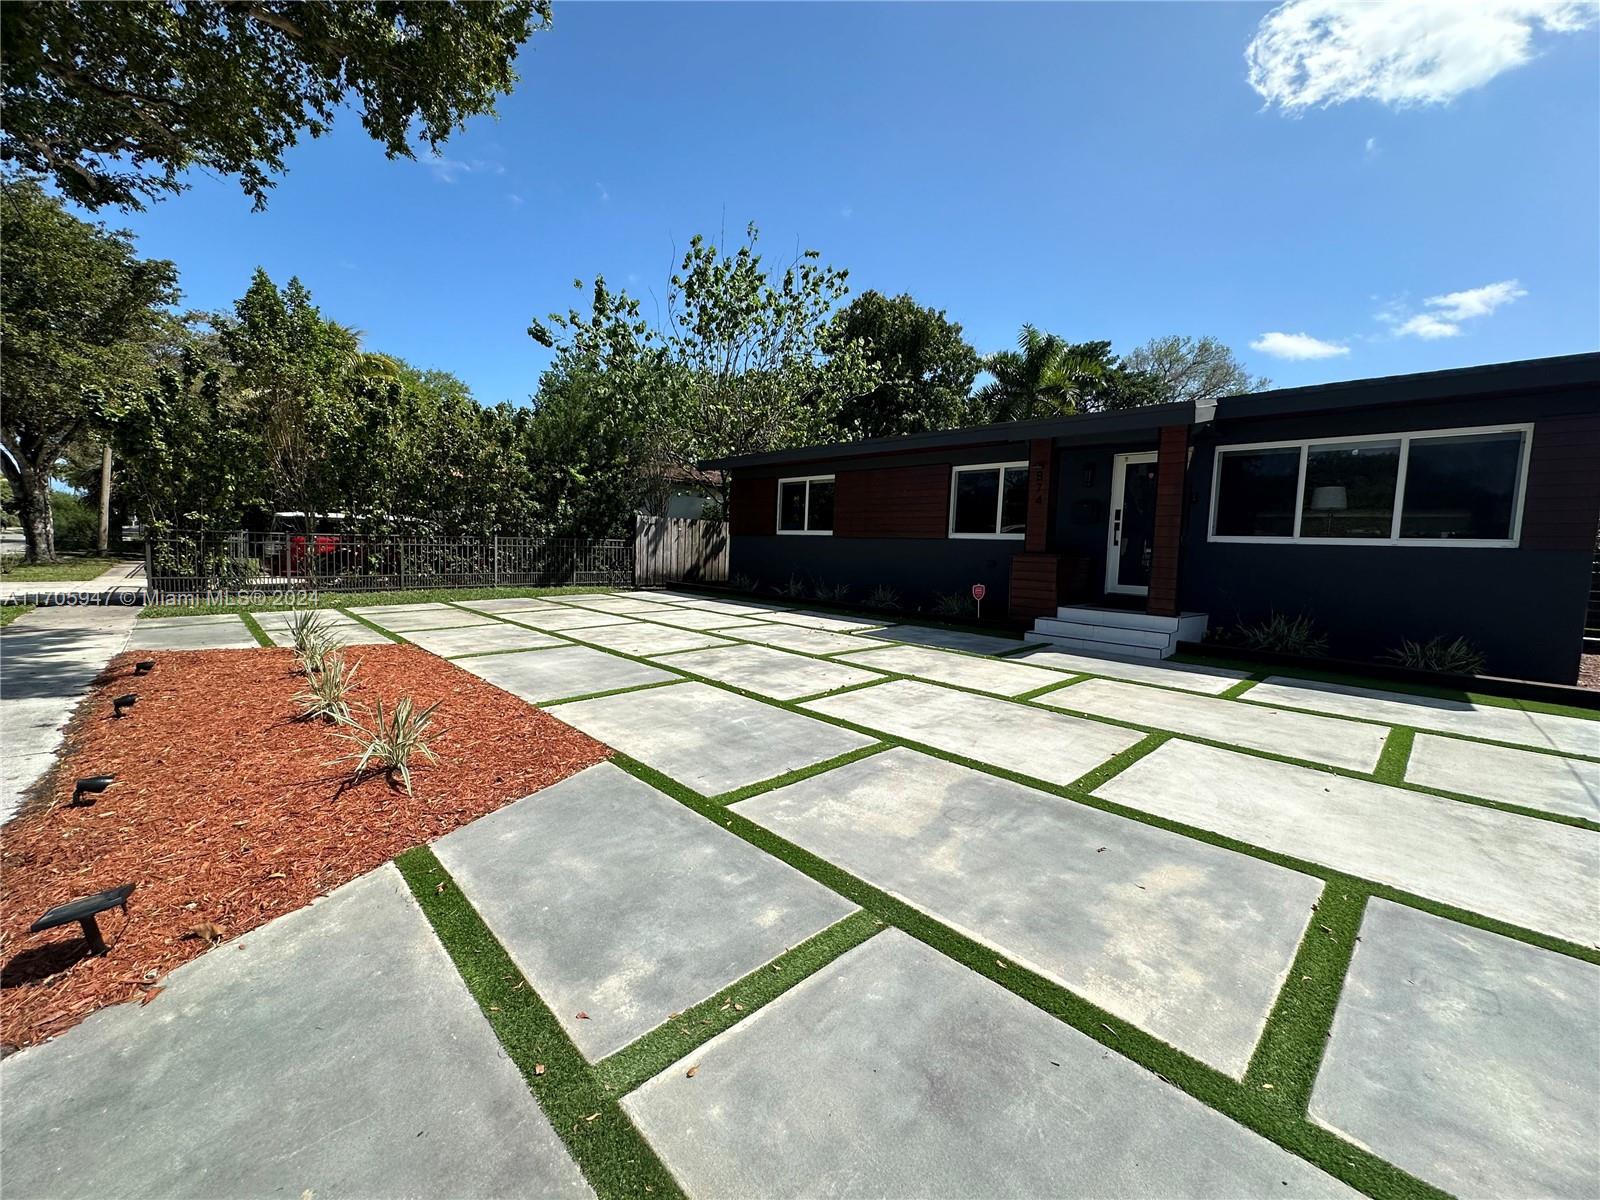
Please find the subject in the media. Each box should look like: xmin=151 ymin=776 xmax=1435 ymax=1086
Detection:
xmin=1030 ymin=607 xmax=1209 ymax=661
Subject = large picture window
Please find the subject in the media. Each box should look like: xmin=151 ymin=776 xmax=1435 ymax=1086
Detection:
xmin=776 ymin=475 xmax=835 ymax=534
xmin=1208 ymin=425 xmax=1531 ymax=547
xmin=950 ymin=462 xmax=1029 ymax=538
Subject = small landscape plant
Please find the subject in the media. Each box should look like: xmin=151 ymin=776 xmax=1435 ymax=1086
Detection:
xmin=294 ymin=650 xmax=359 ymax=724
xmin=286 ymin=608 xmax=335 ymax=657
xmin=811 ymin=580 xmax=851 ymax=604
xmin=1383 ymin=635 xmax=1488 ymax=676
xmin=773 ymin=574 xmax=807 ymax=600
xmin=863 ymin=584 xmax=902 ymax=612
xmin=930 ymin=591 xmax=972 ymax=619
xmin=729 ymin=573 xmax=759 ymax=593
xmin=1235 ymin=611 xmax=1328 ymax=657
xmin=335 ymin=697 xmax=441 ymax=796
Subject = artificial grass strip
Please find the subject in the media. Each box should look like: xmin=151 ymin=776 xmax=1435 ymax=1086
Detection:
xmin=711 ymin=742 xmax=893 ymax=806
xmin=1245 ymin=880 xmax=1368 ymax=1113
xmin=335 ymin=607 xmax=408 ymax=643
xmin=1219 ymin=677 xmax=1261 ymax=699
xmin=540 ymin=679 xmax=687 ymax=708
xmin=1374 ymin=728 xmax=1416 ymax=786
xmin=594 ymin=909 xmax=884 ymax=1096
xmin=395 ymin=846 xmax=685 ymax=1200
xmin=606 ymin=752 xmax=1444 ymax=1200
xmin=236 ymin=610 xmax=273 ymax=648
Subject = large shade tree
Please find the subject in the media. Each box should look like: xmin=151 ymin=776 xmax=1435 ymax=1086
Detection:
xmin=0 ymin=0 xmax=550 ymax=211
xmin=829 ymin=291 xmax=981 ymax=439
xmin=974 ymin=327 xmax=1159 ymax=422
xmin=1120 ymin=334 xmax=1268 ymax=405
xmin=1 ymin=177 xmax=178 ymax=561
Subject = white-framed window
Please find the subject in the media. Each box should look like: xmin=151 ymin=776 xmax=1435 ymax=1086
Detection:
xmin=1207 ymin=423 xmax=1533 ymax=547
xmin=776 ymin=475 xmax=835 ymax=535
xmin=949 ymin=461 xmax=1029 ymax=539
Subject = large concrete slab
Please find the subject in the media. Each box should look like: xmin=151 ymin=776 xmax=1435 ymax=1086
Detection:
xmin=458 ymin=596 xmax=564 ymax=614
xmin=836 ymin=643 xmax=1071 ymax=697
xmin=803 ymin=678 xmax=1142 ymax=786
xmin=458 ymin=644 xmax=678 ymax=704
xmin=1040 ymin=678 xmax=1388 ymax=772
xmin=1014 ymin=646 xmax=1251 ymax=695
xmin=491 ymin=605 xmax=636 ymax=631
xmin=1095 ymin=739 xmax=1600 ymax=946
xmin=352 ymin=606 xmax=498 ymax=633
xmin=261 ymin=622 xmax=392 ymax=649
xmin=554 ymin=596 xmax=677 ymax=615
xmin=1310 ymin=901 xmax=1600 ymax=1199
xmin=660 ymin=596 xmax=796 ymax=616
xmin=346 ymin=601 xmax=458 ymax=615
xmin=1407 ymin=734 xmax=1600 ymax=821
xmin=755 ymin=608 xmax=887 ymax=633
xmin=1248 ymin=677 xmax=1600 ymax=757
xmin=434 ymin=762 xmax=855 ymax=1060
xmin=127 ymin=615 xmax=259 ymax=650
xmin=622 ymin=931 xmax=1356 ymax=1199
xmin=405 ymin=622 xmax=564 ymax=658
xmin=565 ymin=621 xmax=734 ymax=656
xmin=652 ymin=642 xmax=884 ymax=701
xmin=727 ymin=622 xmax=877 ymax=656
xmin=0 ymin=865 xmax=591 ymax=1200
xmin=554 ymin=682 xmax=876 ymax=795
xmin=736 ymin=749 xmax=1320 ymax=1076
xmin=857 ymin=624 xmax=1043 ymax=656
xmin=634 ymin=607 xmax=768 ymax=632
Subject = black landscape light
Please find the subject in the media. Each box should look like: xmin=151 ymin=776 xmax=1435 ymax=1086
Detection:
xmin=134 ymin=660 xmax=155 ymax=675
xmin=70 ymin=775 xmax=116 ymax=807
xmin=30 ymin=884 xmax=136 ymax=956
xmin=112 ymin=693 xmax=137 ymax=717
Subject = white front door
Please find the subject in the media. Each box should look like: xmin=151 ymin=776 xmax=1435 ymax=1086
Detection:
xmin=1105 ymin=452 xmax=1159 ymax=596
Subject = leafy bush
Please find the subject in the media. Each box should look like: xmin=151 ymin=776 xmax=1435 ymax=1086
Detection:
xmin=50 ymin=491 xmax=97 ymax=552
xmin=930 ymin=591 xmax=972 ymax=619
xmin=206 ymin=552 xmax=260 ymax=590
xmin=294 ymin=650 xmax=359 ymax=723
xmin=1383 ymin=635 xmax=1487 ymax=676
xmin=811 ymin=580 xmax=851 ymax=604
xmin=1235 ymin=612 xmax=1328 ymax=657
xmin=335 ymin=697 xmax=441 ymax=796
xmin=773 ymin=575 xmax=807 ymax=600
xmin=729 ymin=573 xmax=759 ymax=593
xmin=863 ymin=584 xmax=902 ymax=612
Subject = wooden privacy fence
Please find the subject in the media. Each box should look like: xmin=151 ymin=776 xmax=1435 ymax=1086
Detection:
xmin=145 ymin=531 xmax=633 ymax=597
xmin=633 ymin=516 xmax=729 ymax=586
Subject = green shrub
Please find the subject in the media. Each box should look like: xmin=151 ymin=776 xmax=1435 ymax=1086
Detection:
xmin=1383 ymin=635 xmax=1487 ymax=676
xmin=863 ymin=584 xmax=902 ymax=612
xmin=295 ymin=650 xmax=360 ymax=723
xmin=50 ymin=491 xmax=97 ymax=552
xmin=335 ymin=697 xmax=441 ymax=796
xmin=811 ymin=580 xmax=851 ymax=604
xmin=773 ymin=575 xmax=807 ymax=600
xmin=729 ymin=573 xmax=759 ymax=593
xmin=930 ymin=591 xmax=972 ymax=619
xmin=1235 ymin=612 xmax=1328 ymax=657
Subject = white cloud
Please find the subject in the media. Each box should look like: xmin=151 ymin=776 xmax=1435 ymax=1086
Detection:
xmin=1424 ymin=278 xmax=1527 ymax=320
xmin=1364 ymin=135 xmax=1379 ymax=157
xmin=1250 ymin=331 xmax=1351 ymax=360
xmin=594 ymin=181 xmax=611 ymax=203
xmin=1247 ymin=0 xmax=1595 ymax=111
xmin=507 ymin=192 xmax=525 ymax=206
xmin=422 ymin=154 xmax=505 ymax=183
xmin=1394 ymin=313 xmax=1461 ymax=339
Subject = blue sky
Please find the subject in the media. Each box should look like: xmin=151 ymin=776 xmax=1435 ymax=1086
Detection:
xmin=109 ymin=1 xmax=1599 ymax=406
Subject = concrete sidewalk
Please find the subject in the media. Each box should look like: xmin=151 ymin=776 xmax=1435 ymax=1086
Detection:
xmin=0 ymin=559 xmax=146 ymax=606
xmin=0 ymin=604 xmax=138 ymax=823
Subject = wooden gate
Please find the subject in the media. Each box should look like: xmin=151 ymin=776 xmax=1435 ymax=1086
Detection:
xmin=634 ymin=516 xmax=729 ymax=586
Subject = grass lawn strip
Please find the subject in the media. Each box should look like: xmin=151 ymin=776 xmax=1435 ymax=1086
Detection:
xmin=0 ymin=555 xmax=123 ymax=583
xmin=0 ymin=603 xmax=37 ymax=627
xmin=395 ymin=847 xmax=685 ymax=1200
xmin=1373 ymin=728 xmax=1416 ymax=786
xmin=238 ymin=610 xmax=272 ymax=647
xmin=139 ymin=584 xmax=628 ymax=619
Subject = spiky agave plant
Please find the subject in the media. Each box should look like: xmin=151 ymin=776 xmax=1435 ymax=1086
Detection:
xmin=334 ymin=697 xmax=441 ymax=796
xmin=1383 ymin=635 xmax=1487 ymax=676
xmin=294 ymin=650 xmax=359 ymax=723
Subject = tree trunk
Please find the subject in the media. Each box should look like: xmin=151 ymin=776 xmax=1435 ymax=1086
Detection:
xmin=98 ymin=443 xmax=112 ymax=553
xmin=11 ymin=467 xmax=56 ymax=563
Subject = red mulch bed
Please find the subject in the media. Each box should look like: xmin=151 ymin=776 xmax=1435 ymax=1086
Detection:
xmin=0 ymin=643 xmax=610 ymax=1050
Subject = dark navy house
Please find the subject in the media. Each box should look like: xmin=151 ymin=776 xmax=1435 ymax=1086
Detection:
xmin=706 ymin=354 xmax=1600 ymax=683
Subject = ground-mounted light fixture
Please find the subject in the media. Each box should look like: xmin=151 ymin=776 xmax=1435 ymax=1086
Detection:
xmin=112 ymin=693 xmax=137 ymax=718
xmin=70 ymin=775 xmax=116 ymax=807
xmin=29 ymin=883 xmax=136 ymax=956
xmin=134 ymin=660 xmax=155 ymax=675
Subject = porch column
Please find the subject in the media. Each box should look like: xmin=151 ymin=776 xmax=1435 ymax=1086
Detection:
xmin=1008 ymin=438 xmax=1060 ymax=622
xmin=1025 ymin=438 xmax=1052 ymax=552
xmin=1147 ymin=425 xmax=1188 ymax=617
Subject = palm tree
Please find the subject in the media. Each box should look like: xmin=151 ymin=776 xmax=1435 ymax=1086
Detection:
xmin=973 ymin=325 xmax=1116 ymax=422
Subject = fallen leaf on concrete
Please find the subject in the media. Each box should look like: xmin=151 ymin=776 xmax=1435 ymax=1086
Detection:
xmin=576 ymin=1011 xmax=590 ymax=1020
xmin=686 ymin=1065 xmax=698 ymax=1078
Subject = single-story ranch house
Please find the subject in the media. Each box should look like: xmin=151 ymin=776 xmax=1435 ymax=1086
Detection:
xmin=707 ymin=353 xmax=1600 ymax=683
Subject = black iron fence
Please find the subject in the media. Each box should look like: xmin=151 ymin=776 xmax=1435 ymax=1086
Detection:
xmin=145 ymin=530 xmax=633 ymax=598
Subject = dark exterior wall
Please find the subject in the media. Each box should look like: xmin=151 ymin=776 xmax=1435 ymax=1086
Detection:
xmin=732 ymin=534 xmax=1020 ymax=613
xmin=835 ymin=464 xmax=949 ymax=538
xmin=1180 ymin=387 xmax=1600 ymax=682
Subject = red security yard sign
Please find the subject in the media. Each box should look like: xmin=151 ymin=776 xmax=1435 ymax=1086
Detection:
xmin=971 ymin=582 xmax=986 ymax=619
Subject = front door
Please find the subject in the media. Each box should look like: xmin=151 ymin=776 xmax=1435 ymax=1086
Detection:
xmin=1105 ymin=452 xmax=1158 ymax=596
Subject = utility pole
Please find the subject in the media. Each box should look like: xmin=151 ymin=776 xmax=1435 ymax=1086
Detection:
xmin=98 ymin=444 xmax=112 ymax=553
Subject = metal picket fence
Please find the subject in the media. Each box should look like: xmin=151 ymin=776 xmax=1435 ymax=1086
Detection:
xmin=145 ymin=530 xmax=634 ymax=598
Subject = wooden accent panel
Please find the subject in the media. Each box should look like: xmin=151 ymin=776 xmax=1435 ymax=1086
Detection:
xmin=1147 ymin=425 xmax=1188 ymax=617
xmin=834 ymin=464 xmax=951 ymax=539
xmin=1025 ymin=438 xmax=1053 ymax=553
xmin=1009 ymin=553 xmax=1059 ymax=622
xmin=729 ymin=476 xmax=777 ymax=537
xmin=1520 ymin=414 xmax=1600 ymax=552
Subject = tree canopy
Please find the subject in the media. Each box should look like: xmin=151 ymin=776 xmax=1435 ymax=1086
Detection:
xmin=1 ymin=177 xmax=178 ymax=560
xmin=0 ymin=1 xmax=549 ymax=210
xmin=1121 ymin=334 xmax=1269 ymax=404
xmin=828 ymin=291 xmax=981 ymax=439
